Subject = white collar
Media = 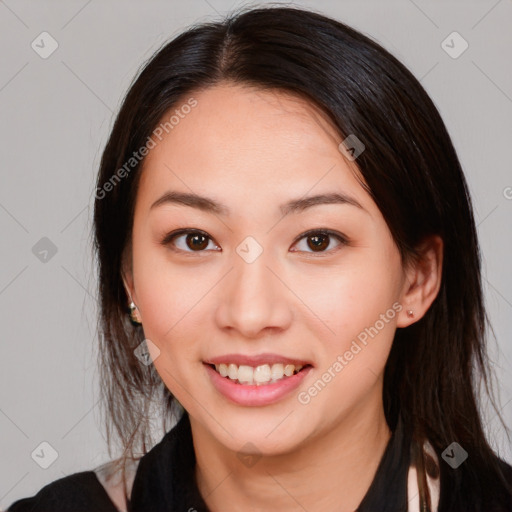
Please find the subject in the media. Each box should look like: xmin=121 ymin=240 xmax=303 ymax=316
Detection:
xmin=407 ymin=440 xmax=441 ymax=511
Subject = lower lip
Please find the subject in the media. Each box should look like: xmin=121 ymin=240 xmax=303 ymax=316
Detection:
xmin=204 ymin=363 xmax=313 ymax=407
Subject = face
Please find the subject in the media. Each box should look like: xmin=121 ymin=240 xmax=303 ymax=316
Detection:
xmin=124 ymin=83 xmax=412 ymax=456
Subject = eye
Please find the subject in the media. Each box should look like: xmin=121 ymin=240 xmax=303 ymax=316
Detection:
xmin=160 ymin=228 xmax=348 ymax=255
xmin=291 ymin=229 xmax=347 ymax=255
xmin=161 ymin=229 xmax=219 ymax=253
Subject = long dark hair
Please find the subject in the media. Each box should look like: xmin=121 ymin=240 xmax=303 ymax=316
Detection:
xmin=92 ymin=4 xmax=512 ymax=509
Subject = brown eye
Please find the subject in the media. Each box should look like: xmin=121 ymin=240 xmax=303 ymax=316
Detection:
xmin=161 ymin=229 xmax=218 ymax=253
xmin=291 ymin=230 xmax=347 ymax=254
xmin=161 ymin=228 xmax=347 ymax=256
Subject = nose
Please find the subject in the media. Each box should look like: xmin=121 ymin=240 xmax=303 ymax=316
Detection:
xmin=215 ymin=243 xmax=293 ymax=338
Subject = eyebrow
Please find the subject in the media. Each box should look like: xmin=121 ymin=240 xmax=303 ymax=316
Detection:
xmin=150 ymin=190 xmax=367 ymax=216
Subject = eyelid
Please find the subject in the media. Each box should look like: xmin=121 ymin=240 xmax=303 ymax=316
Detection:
xmin=160 ymin=228 xmax=214 ymax=247
xmin=160 ymin=228 xmax=348 ymax=255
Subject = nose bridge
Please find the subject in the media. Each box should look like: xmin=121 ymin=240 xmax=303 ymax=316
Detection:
xmin=218 ymin=234 xmax=290 ymax=335
xmin=232 ymin=234 xmax=276 ymax=302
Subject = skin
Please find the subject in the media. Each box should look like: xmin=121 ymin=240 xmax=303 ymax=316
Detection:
xmin=122 ymin=82 xmax=443 ymax=512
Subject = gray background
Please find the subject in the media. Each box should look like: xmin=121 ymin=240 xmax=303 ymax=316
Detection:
xmin=1 ymin=0 xmax=511 ymax=507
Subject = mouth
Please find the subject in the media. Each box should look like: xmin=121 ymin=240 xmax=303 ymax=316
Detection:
xmin=204 ymin=362 xmax=313 ymax=386
xmin=203 ymin=361 xmax=314 ymax=406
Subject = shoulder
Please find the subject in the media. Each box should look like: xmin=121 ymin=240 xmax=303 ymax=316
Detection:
xmin=496 ymin=456 xmax=512 ymax=477
xmin=472 ymin=455 xmax=512 ymax=510
xmin=6 ymin=470 xmax=119 ymax=512
xmin=93 ymin=457 xmax=140 ymax=512
xmin=491 ymin=457 xmax=512 ymax=509
xmin=438 ymin=452 xmax=512 ymax=512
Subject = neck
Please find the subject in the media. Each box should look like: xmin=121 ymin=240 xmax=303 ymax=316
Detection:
xmin=192 ymin=401 xmax=392 ymax=512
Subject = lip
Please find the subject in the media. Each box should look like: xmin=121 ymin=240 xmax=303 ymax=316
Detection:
xmin=204 ymin=353 xmax=313 ymax=367
xmin=204 ymin=362 xmax=313 ymax=407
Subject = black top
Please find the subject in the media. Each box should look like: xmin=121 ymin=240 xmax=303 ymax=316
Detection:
xmin=7 ymin=411 xmax=512 ymax=512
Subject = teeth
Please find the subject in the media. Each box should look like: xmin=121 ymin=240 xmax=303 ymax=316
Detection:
xmin=228 ymin=363 xmax=238 ymax=380
xmin=213 ymin=362 xmax=305 ymax=385
xmin=284 ymin=364 xmax=295 ymax=377
xmin=271 ymin=363 xmax=284 ymax=380
xmin=254 ymin=364 xmax=271 ymax=384
xmin=238 ymin=365 xmax=254 ymax=385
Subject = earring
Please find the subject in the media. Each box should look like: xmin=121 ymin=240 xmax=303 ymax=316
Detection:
xmin=129 ymin=301 xmax=142 ymax=325
xmin=407 ymin=309 xmax=414 ymax=318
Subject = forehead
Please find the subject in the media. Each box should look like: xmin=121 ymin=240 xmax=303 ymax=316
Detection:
xmin=136 ymin=83 xmax=369 ymax=213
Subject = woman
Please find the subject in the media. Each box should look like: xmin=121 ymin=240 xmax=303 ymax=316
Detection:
xmin=7 ymin=5 xmax=512 ymax=512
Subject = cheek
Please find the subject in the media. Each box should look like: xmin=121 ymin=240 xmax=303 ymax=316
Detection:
xmin=131 ymin=242 xmax=223 ymax=391
xmin=307 ymin=253 xmax=401 ymax=329
xmin=131 ymin=232 xmax=205 ymax=333
xmin=304 ymin=271 xmax=400 ymax=411
xmin=307 ymin=253 xmax=402 ymax=373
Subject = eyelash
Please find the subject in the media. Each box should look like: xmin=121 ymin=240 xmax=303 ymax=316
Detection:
xmin=160 ymin=228 xmax=348 ymax=256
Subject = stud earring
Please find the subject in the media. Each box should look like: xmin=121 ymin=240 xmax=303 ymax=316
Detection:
xmin=129 ymin=301 xmax=142 ymax=325
xmin=407 ymin=309 xmax=414 ymax=318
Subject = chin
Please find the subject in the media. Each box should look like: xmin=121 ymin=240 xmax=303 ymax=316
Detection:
xmin=206 ymin=412 xmax=312 ymax=455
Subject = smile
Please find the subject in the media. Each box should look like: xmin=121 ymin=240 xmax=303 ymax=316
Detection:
xmin=211 ymin=362 xmax=307 ymax=386
xmin=204 ymin=362 xmax=313 ymax=406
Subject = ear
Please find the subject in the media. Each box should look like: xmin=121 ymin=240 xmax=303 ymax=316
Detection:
xmin=396 ymin=235 xmax=443 ymax=327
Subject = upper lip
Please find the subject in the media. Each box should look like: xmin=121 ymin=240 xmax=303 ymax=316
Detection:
xmin=204 ymin=353 xmax=313 ymax=367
